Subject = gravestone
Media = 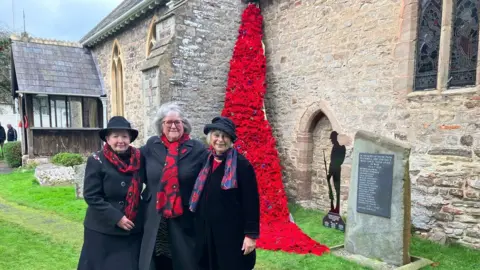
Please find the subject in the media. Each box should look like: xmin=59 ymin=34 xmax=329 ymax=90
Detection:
xmin=344 ymin=130 xmax=411 ymax=266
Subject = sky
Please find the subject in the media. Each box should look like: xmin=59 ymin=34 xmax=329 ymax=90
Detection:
xmin=0 ymin=0 xmax=123 ymax=41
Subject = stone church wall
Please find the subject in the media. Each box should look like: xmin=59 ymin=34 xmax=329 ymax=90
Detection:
xmin=260 ymin=0 xmax=405 ymax=203
xmin=169 ymin=0 xmax=245 ymax=139
xmin=260 ymin=0 xmax=480 ymax=248
xmin=91 ymin=0 xmax=244 ymax=144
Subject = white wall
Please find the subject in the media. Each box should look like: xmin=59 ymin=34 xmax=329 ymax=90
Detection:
xmin=0 ymin=102 xmax=22 ymax=142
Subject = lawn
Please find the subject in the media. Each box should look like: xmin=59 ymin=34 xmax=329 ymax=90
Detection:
xmin=0 ymin=170 xmax=86 ymax=222
xmin=0 ymin=220 xmax=80 ymax=270
xmin=0 ymin=170 xmax=479 ymax=270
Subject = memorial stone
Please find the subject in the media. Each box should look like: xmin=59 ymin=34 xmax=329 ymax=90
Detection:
xmin=344 ymin=130 xmax=411 ymax=266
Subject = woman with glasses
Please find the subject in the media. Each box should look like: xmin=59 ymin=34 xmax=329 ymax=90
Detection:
xmin=139 ymin=102 xmax=208 ymax=270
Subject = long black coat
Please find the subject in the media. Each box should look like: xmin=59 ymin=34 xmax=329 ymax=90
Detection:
xmin=194 ymin=153 xmax=260 ymax=270
xmin=83 ymin=150 xmax=146 ymax=235
xmin=139 ymin=136 xmax=208 ymax=270
xmin=79 ymin=150 xmax=147 ymax=270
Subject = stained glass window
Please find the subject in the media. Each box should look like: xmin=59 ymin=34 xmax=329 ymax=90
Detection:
xmin=448 ymin=0 xmax=479 ymax=88
xmin=414 ymin=0 xmax=443 ymax=91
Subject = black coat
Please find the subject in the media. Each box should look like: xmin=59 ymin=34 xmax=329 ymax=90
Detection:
xmin=194 ymin=153 xmax=260 ymax=270
xmin=7 ymin=127 xmax=17 ymax=141
xmin=139 ymin=136 xmax=208 ymax=270
xmin=0 ymin=126 xmax=5 ymax=142
xmin=83 ymin=150 xmax=147 ymax=236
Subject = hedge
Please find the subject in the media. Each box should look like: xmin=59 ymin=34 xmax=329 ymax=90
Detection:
xmin=4 ymin=141 xmax=22 ymax=168
xmin=51 ymin=152 xmax=84 ymax=167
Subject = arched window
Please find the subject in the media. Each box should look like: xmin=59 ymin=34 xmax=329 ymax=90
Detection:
xmin=111 ymin=40 xmax=124 ymax=116
xmin=146 ymin=16 xmax=158 ymax=57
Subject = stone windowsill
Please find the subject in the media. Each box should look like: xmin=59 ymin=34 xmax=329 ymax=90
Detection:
xmin=407 ymin=86 xmax=479 ymax=99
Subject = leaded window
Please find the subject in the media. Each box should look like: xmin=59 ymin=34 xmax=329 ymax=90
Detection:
xmin=448 ymin=0 xmax=479 ymax=88
xmin=414 ymin=0 xmax=443 ymax=91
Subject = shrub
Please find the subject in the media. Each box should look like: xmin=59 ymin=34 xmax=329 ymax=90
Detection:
xmin=3 ymin=141 xmax=22 ymax=168
xmin=51 ymin=152 xmax=84 ymax=167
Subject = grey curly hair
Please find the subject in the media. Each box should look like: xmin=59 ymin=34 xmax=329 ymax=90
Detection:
xmin=153 ymin=102 xmax=192 ymax=136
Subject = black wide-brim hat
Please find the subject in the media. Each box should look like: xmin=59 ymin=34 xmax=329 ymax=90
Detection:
xmin=203 ymin=116 xmax=237 ymax=142
xmin=99 ymin=116 xmax=139 ymax=142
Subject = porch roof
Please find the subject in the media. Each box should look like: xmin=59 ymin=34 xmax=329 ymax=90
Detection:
xmin=11 ymin=38 xmax=103 ymax=97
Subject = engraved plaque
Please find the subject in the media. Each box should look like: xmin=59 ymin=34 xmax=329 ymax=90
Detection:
xmin=356 ymin=153 xmax=394 ymax=218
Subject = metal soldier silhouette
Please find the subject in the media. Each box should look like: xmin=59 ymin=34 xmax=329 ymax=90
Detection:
xmin=325 ymin=131 xmax=346 ymax=214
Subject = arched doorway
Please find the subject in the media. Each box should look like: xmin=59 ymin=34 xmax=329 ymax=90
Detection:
xmin=295 ymin=101 xmax=350 ymax=213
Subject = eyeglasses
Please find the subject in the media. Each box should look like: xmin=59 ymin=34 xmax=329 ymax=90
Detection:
xmin=163 ymin=120 xmax=183 ymax=127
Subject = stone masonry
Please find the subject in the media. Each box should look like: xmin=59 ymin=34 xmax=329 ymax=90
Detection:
xmin=169 ymin=0 xmax=244 ymax=138
xmin=260 ymin=0 xmax=480 ymax=248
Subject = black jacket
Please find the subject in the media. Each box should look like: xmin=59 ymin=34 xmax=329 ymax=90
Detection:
xmin=83 ymin=150 xmax=147 ymax=236
xmin=0 ymin=126 xmax=5 ymax=142
xmin=7 ymin=127 xmax=17 ymax=142
xmin=139 ymin=136 xmax=208 ymax=270
xmin=194 ymin=153 xmax=260 ymax=270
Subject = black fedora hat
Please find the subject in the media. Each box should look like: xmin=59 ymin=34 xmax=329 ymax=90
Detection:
xmin=203 ymin=116 xmax=237 ymax=142
xmin=99 ymin=116 xmax=139 ymax=142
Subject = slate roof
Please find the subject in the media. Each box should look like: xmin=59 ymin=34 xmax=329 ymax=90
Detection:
xmin=11 ymin=40 xmax=103 ymax=96
xmin=79 ymin=0 xmax=143 ymax=43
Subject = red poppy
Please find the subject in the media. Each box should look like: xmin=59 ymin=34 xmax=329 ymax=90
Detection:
xmin=220 ymin=4 xmax=329 ymax=255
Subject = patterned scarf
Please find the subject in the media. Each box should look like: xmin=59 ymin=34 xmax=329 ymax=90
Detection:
xmin=189 ymin=147 xmax=238 ymax=212
xmin=103 ymin=144 xmax=142 ymax=222
xmin=156 ymin=134 xmax=191 ymax=218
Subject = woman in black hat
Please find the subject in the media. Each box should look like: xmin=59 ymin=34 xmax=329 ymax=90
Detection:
xmin=189 ymin=116 xmax=260 ymax=270
xmin=77 ymin=116 xmax=146 ymax=270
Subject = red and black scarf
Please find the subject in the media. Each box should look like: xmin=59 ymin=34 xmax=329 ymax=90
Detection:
xmin=189 ymin=147 xmax=238 ymax=212
xmin=103 ymin=144 xmax=142 ymax=222
xmin=156 ymin=134 xmax=191 ymax=218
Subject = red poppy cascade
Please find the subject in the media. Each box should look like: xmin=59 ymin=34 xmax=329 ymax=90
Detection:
xmin=221 ymin=3 xmax=329 ymax=255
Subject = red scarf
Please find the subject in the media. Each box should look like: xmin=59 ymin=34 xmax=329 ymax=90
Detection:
xmin=156 ymin=134 xmax=191 ymax=218
xmin=103 ymin=144 xmax=142 ymax=222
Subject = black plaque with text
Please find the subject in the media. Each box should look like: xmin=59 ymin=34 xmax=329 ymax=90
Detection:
xmin=356 ymin=153 xmax=394 ymax=218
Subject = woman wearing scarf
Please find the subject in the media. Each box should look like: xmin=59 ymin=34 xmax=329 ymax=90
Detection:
xmin=190 ymin=116 xmax=260 ymax=270
xmin=78 ymin=116 xmax=146 ymax=270
xmin=139 ymin=102 xmax=208 ymax=270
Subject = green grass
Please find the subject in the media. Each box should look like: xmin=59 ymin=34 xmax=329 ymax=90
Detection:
xmin=0 ymin=170 xmax=86 ymax=222
xmin=0 ymin=220 xmax=80 ymax=270
xmin=411 ymin=237 xmax=480 ymax=269
xmin=0 ymin=170 xmax=479 ymax=269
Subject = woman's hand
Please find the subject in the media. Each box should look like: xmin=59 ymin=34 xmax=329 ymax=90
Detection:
xmin=242 ymin=236 xmax=256 ymax=255
xmin=116 ymin=216 xmax=135 ymax=231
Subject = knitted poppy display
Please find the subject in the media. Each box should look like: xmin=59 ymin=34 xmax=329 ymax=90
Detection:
xmin=220 ymin=3 xmax=329 ymax=255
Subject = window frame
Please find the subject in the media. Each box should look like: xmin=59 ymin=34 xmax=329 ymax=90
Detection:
xmin=31 ymin=94 xmax=101 ymax=129
xmin=408 ymin=0 xmax=480 ymax=94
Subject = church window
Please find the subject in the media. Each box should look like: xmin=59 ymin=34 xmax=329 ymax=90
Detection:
xmin=448 ymin=0 xmax=479 ymax=88
xmin=414 ymin=0 xmax=443 ymax=91
xmin=146 ymin=17 xmax=158 ymax=57
xmin=111 ymin=40 xmax=124 ymax=116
